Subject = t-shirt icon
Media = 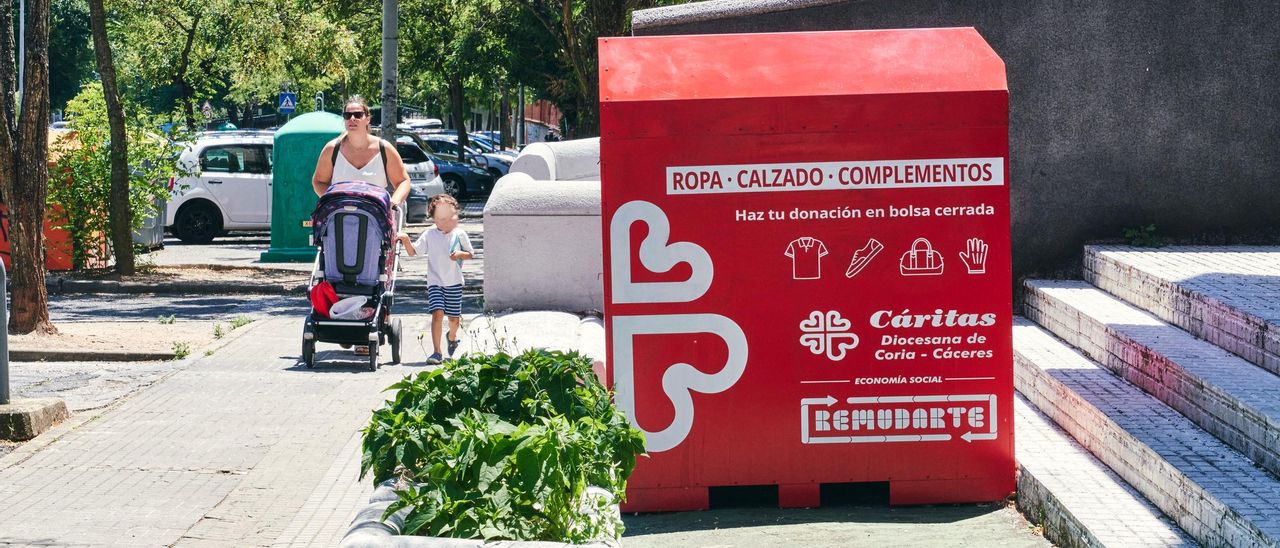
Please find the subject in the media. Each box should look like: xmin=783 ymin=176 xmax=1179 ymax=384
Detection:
xmin=785 ymin=237 xmax=828 ymax=280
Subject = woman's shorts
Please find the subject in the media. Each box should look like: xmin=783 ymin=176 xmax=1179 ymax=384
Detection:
xmin=427 ymin=284 xmax=464 ymax=317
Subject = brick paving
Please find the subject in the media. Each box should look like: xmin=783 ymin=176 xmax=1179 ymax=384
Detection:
xmin=1013 ymin=396 xmax=1191 ymax=547
xmin=0 ymin=306 xmax=613 ymax=547
xmin=1013 ymin=319 xmax=1280 ymax=547
xmin=1085 ymin=245 xmax=1280 ymax=375
xmin=0 ymin=316 xmax=434 ymax=547
xmin=1025 ymin=279 xmax=1280 ymax=479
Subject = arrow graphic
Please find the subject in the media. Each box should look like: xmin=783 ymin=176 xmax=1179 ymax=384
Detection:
xmin=800 ymin=396 xmax=838 ymax=443
xmin=961 ymin=394 xmax=998 ymax=442
xmin=801 ymin=393 xmax=998 ymax=445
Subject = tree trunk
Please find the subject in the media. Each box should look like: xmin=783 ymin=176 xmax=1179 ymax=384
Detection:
xmin=240 ymin=103 xmax=254 ymax=129
xmin=448 ymin=75 xmax=469 ymax=163
xmin=89 ymin=0 xmax=133 ymax=276
xmin=227 ymin=103 xmax=241 ymax=128
xmin=0 ymin=0 xmax=14 ymax=153
xmin=175 ymin=14 xmax=201 ymax=129
xmin=10 ymin=0 xmax=55 ymax=335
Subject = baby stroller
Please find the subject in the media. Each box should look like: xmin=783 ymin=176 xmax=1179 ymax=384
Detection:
xmin=302 ymin=181 xmax=404 ymax=371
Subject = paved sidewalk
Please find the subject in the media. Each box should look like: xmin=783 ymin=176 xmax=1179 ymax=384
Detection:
xmin=0 ymin=315 xmax=434 ymax=547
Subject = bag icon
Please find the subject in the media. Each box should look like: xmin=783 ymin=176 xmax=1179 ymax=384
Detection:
xmin=899 ymin=238 xmax=944 ymax=276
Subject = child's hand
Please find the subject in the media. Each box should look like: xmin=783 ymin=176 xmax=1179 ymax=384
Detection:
xmin=397 ymin=234 xmax=416 ymax=256
xmin=450 ymin=250 xmax=468 ymax=261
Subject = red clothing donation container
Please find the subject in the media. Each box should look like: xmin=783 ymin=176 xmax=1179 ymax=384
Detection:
xmin=599 ymin=27 xmax=1014 ymax=511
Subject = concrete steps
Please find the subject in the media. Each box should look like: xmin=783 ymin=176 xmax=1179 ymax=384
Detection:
xmin=1014 ymin=396 xmax=1192 ymax=547
xmin=1013 ymin=319 xmax=1280 ymax=547
xmin=1085 ymin=245 xmax=1280 ymax=376
xmin=1024 ymin=279 xmax=1280 ymax=479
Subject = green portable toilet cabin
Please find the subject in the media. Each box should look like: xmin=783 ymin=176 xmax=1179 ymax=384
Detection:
xmin=260 ymin=112 xmax=342 ymax=262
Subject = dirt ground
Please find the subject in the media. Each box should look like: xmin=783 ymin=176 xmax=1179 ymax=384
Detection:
xmin=11 ymin=319 xmax=225 ymax=357
xmin=55 ymin=264 xmax=309 ymax=286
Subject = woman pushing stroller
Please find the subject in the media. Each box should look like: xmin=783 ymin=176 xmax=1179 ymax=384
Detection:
xmin=310 ymin=96 xmax=412 ymax=357
xmin=312 ymin=96 xmax=412 ymax=205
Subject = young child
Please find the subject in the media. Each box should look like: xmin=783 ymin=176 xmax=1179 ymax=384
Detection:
xmin=397 ymin=194 xmax=474 ymax=364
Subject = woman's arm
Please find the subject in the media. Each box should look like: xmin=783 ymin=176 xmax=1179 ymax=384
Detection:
xmin=312 ymin=141 xmax=337 ymax=196
xmin=383 ymin=140 xmax=412 ymax=206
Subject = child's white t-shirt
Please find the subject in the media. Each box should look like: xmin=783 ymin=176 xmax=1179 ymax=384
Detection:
xmin=412 ymin=227 xmax=473 ymax=287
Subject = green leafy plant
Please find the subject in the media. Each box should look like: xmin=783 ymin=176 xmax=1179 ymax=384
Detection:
xmin=1124 ymin=224 xmax=1163 ymax=247
xmin=229 ymin=316 xmax=254 ymax=329
xmin=213 ymin=324 xmax=225 ymax=339
xmin=47 ymin=82 xmax=192 ymax=269
xmin=172 ymin=341 xmax=191 ymax=359
xmin=158 ymin=314 xmax=176 ymax=325
xmin=360 ymin=349 xmax=645 ymax=543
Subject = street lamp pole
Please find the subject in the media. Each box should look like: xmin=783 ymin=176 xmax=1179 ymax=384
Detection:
xmin=381 ymin=0 xmax=398 ymax=134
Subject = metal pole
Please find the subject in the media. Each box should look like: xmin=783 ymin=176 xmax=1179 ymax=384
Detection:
xmin=1 ymin=259 xmax=9 ymax=405
xmin=380 ymin=0 xmax=398 ymax=135
xmin=18 ymin=0 xmax=25 ymax=101
xmin=517 ymin=85 xmax=525 ymax=147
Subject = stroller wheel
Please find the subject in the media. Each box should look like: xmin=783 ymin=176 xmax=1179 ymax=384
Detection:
xmin=302 ymin=341 xmax=316 ymax=368
xmin=389 ymin=318 xmax=403 ymax=365
xmin=367 ymin=340 xmax=379 ymax=372
xmin=302 ymin=331 xmax=316 ymax=369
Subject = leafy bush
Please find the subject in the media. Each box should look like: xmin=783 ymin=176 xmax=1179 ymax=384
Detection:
xmin=360 ymin=349 xmax=645 ymax=543
xmin=47 ymin=82 xmax=189 ymax=269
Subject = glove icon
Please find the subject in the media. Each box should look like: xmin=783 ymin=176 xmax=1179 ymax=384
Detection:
xmin=960 ymin=238 xmax=988 ymax=274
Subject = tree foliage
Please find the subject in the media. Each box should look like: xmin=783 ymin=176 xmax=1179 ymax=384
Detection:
xmin=47 ymin=82 xmax=185 ymax=268
xmin=108 ymin=0 xmax=358 ymax=128
xmin=49 ymin=0 xmax=95 ymax=112
xmin=502 ymin=0 xmax=685 ymax=137
xmin=400 ymin=0 xmax=510 ymax=154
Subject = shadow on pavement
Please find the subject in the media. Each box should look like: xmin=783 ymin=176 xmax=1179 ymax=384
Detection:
xmin=280 ymin=350 xmax=394 ymax=373
xmin=622 ymin=502 xmax=1007 ymax=537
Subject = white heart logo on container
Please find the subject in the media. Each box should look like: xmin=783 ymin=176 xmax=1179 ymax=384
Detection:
xmin=610 ymin=200 xmax=714 ymax=304
xmin=612 ymin=314 xmax=749 ymax=453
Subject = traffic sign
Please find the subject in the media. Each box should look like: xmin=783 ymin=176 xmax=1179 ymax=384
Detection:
xmin=279 ymin=92 xmax=297 ymax=114
xmin=201 ymin=101 xmax=212 ymax=117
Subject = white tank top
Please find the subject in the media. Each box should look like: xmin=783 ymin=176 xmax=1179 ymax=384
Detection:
xmin=331 ymin=140 xmax=389 ymax=187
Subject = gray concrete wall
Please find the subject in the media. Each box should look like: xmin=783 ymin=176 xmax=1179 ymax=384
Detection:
xmin=633 ymin=1 xmax=1280 ymax=279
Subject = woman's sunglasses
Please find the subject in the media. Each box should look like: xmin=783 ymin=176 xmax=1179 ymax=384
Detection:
xmin=342 ymin=111 xmax=367 ymax=120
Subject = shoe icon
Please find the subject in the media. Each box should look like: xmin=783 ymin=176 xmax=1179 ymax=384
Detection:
xmin=845 ymin=238 xmax=883 ymax=278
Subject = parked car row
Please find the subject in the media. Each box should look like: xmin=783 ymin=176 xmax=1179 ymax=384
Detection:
xmin=166 ymin=129 xmax=460 ymax=243
xmin=395 ymin=135 xmax=495 ymax=200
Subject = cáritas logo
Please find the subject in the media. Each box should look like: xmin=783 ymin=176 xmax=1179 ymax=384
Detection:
xmin=870 ymin=308 xmax=997 ymax=329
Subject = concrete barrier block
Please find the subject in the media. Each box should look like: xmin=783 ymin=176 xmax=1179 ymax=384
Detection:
xmin=509 ymin=139 xmax=600 ymax=182
xmin=0 ymin=398 xmax=69 ymax=441
xmin=484 ymin=174 xmax=603 ymax=312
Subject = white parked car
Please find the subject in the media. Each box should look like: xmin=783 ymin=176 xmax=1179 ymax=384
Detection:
xmin=166 ymin=131 xmax=275 ymax=243
xmin=394 ymin=137 xmax=446 ymax=223
xmin=167 ymin=131 xmax=443 ymax=242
